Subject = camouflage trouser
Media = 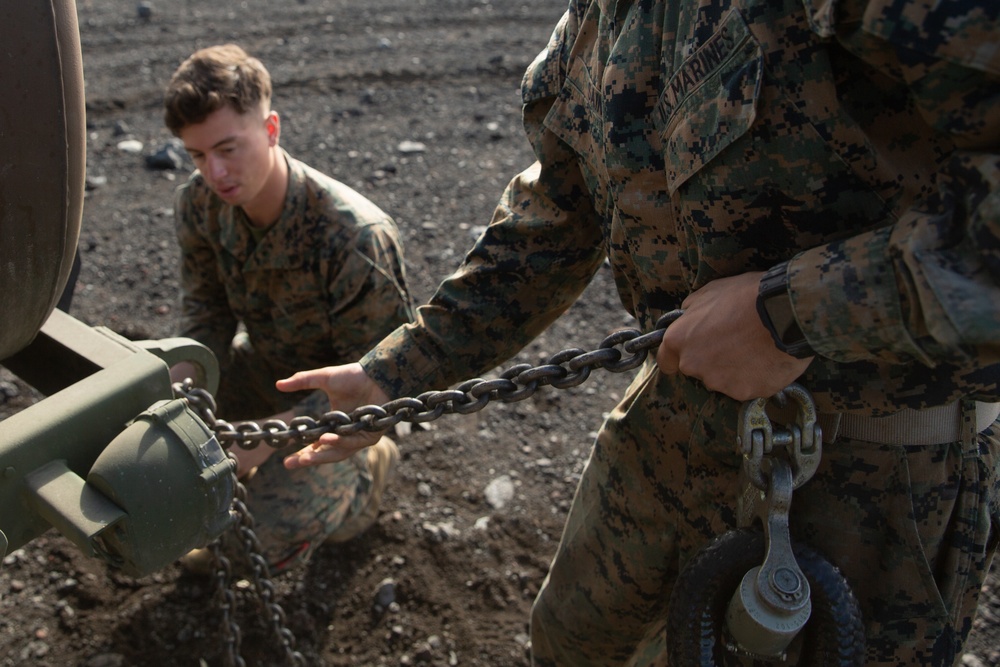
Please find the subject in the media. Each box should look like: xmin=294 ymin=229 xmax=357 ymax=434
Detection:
xmin=530 ymin=365 xmax=1000 ymax=666
xmin=225 ymin=445 xmax=373 ymax=572
xmin=212 ymin=335 xmax=375 ymax=572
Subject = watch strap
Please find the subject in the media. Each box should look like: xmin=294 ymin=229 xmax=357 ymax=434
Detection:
xmin=756 ymin=262 xmax=815 ymax=359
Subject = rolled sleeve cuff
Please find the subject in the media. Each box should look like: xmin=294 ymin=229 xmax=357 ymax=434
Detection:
xmin=786 ymin=226 xmax=931 ymax=365
xmin=360 ymin=323 xmax=454 ymax=400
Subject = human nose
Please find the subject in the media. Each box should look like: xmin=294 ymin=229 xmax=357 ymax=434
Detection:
xmin=204 ymin=153 xmax=227 ymax=180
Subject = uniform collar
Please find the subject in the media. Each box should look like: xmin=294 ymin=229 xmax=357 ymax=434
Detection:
xmin=220 ymin=149 xmax=306 ymax=269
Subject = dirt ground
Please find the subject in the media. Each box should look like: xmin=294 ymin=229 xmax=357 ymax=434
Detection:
xmin=1 ymin=0 xmax=999 ymax=665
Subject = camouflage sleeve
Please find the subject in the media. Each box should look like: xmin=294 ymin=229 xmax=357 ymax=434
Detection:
xmin=362 ymin=6 xmax=606 ymax=399
xmin=174 ymin=181 xmax=237 ymax=365
xmin=787 ymin=0 xmax=1000 ymax=369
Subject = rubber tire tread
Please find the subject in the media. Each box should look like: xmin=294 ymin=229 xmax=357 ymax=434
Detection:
xmin=665 ymin=528 xmax=865 ymax=666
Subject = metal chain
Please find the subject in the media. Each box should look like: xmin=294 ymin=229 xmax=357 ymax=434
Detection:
xmin=210 ymin=539 xmax=245 ymax=667
xmin=179 ymin=310 xmax=680 ymax=665
xmin=179 ymin=310 xmax=680 ymax=453
xmin=211 ymin=465 xmax=306 ymax=667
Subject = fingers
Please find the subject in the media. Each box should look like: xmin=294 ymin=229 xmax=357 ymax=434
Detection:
xmin=656 ymin=333 xmax=681 ymax=375
xmin=275 ymin=367 xmax=331 ymax=393
xmin=283 ymin=439 xmax=356 ymax=468
xmin=276 ymin=363 xmax=390 ymax=469
xmin=656 ymin=312 xmax=684 ymax=376
xmin=276 ymin=363 xmax=380 ymax=408
xmin=282 ymin=431 xmax=380 ymax=469
xmin=650 ymin=280 xmax=813 ymax=400
xmin=283 ymin=444 xmax=349 ymax=468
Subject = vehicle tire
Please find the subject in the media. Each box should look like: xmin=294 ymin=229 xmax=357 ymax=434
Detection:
xmin=666 ymin=528 xmax=865 ymax=666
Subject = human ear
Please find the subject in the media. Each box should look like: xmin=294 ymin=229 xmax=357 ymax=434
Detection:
xmin=265 ymin=111 xmax=280 ymax=145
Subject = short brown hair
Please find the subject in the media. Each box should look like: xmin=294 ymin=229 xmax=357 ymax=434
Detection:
xmin=163 ymin=44 xmax=271 ymax=135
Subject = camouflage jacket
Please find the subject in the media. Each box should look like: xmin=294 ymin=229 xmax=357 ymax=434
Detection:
xmin=176 ymin=150 xmax=413 ymax=417
xmin=363 ymin=0 xmax=1000 ymax=415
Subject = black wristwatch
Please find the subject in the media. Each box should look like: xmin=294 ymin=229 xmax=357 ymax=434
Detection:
xmin=756 ymin=261 xmax=816 ymax=359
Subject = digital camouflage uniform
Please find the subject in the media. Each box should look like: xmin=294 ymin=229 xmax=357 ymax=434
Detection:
xmin=176 ymin=149 xmax=412 ymax=569
xmin=360 ymin=0 xmax=1000 ymax=664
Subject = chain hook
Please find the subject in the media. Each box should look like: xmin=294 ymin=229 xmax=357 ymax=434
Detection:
xmin=727 ymin=384 xmax=824 ymax=659
xmin=737 ymin=382 xmax=822 ymax=493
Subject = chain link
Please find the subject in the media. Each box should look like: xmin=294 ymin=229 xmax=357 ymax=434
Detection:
xmin=179 ymin=311 xmax=680 ymax=452
xmin=210 ymin=540 xmax=246 ymax=667
xmin=212 ymin=466 xmax=306 ymax=667
xmin=179 ymin=311 xmax=681 ymax=665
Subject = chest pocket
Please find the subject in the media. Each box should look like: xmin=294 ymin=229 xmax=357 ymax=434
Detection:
xmin=657 ymin=9 xmax=763 ymax=195
xmin=545 ymin=55 xmax=611 ymax=211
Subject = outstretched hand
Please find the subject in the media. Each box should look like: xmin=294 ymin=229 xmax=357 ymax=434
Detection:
xmin=275 ymin=362 xmax=389 ymax=468
xmin=656 ymin=272 xmax=813 ymax=401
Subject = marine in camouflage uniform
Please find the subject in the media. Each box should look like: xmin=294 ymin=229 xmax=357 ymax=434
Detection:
xmin=282 ymin=0 xmax=999 ymax=663
xmin=176 ymin=151 xmax=412 ymax=569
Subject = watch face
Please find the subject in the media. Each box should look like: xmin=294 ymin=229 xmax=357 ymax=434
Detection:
xmin=764 ymin=292 xmax=797 ymax=342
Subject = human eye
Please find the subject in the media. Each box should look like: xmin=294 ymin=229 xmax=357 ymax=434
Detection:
xmin=221 ymin=138 xmax=242 ymax=152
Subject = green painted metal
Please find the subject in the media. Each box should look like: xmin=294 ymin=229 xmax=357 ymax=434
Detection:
xmin=24 ymin=460 xmax=128 ymax=559
xmin=87 ymin=398 xmax=235 ymax=576
xmin=0 ymin=311 xmax=232 ymax=576
xmin=0 ymin=0 xmax=234 ymax=577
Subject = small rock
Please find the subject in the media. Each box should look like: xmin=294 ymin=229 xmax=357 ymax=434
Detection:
xmin=485 ymin=475 xmax=514 ymax=509
xmin=422 ymin=521 xmax=460 ymax=543
xmin=116 ymin=139 xmax=144 ymax=154
xmin=374 ymin=578 xmax=396 ymax=611
xmin=21 ymin=640 xmax=49 ymax=660
xmin=3 ymin=548 xmax=25 ymax=566
xmin=58 ymin=604 xmax=76 ymax=623
xmin=486 ymin=121 xmax=505 ymax=140
xmin=413 ymin=642 xmax=434 ymax=662
xmin=397 ymin=140 xmax=426 ymax=155
xmin=85 ymin=175 xmax=108 ymax=191
xmin=145 ymin=141 xmax=185 ymax=170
